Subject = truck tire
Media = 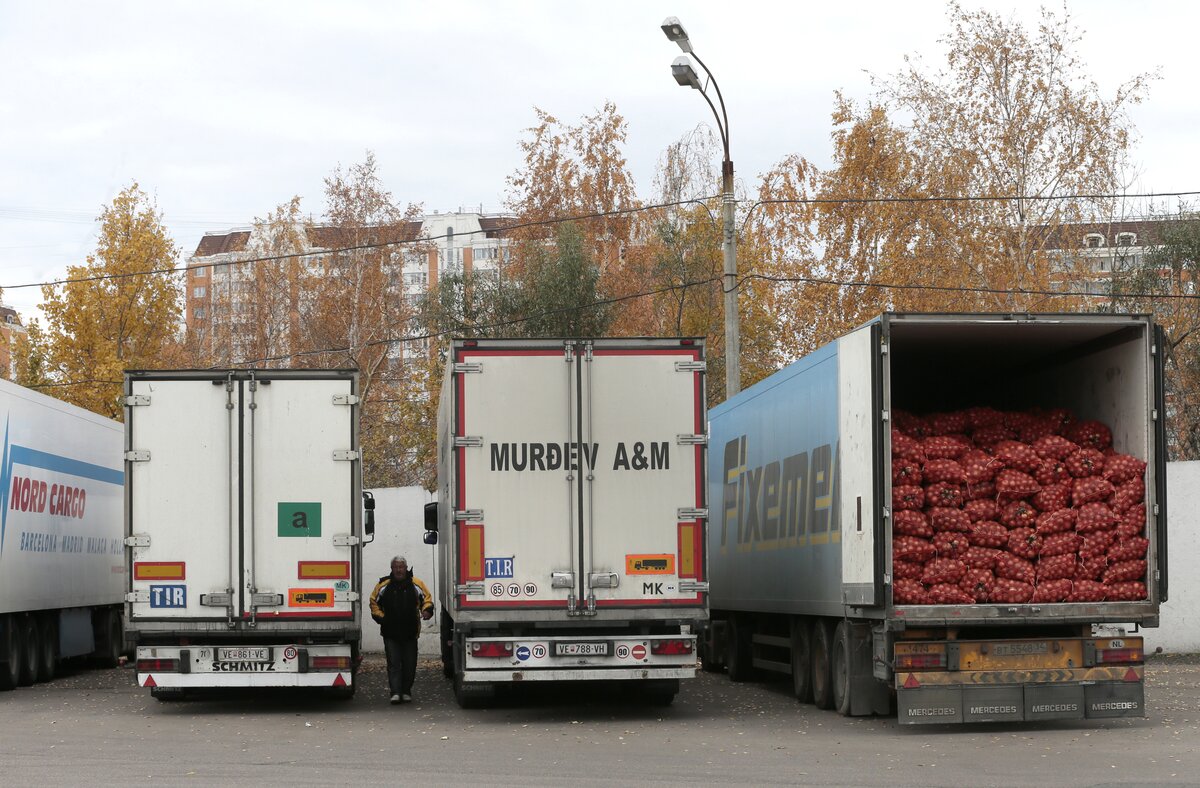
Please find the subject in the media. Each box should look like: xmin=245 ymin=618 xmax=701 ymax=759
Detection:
xmin=699 ymin=624 xmax=723 ymax=673
xmin=453 ymin=672 xmax=494 ymax=709
xmin=641 ymin=678 xmax=679 ymax=706
xmin=789 ymin=617 xmax=813 ymax=703
xmin=0 ymin=616 xmax=21 ymax=691
xmin=36 ymin=615 xmax=57 ymax=683
xmin=92 ymin=609 xmax=122 ymax=668
xmin=726 ymin=615 xmax=755 ymax=683
xmin=832 ymin=621 xmax=852 ymax=716
xmin=440 ymin=611 xmax=454 ymax=679
xmin=18 ymin=616 xmax=39 ymax=687
xmin=811 ymin=619 xmax=834 ymax=710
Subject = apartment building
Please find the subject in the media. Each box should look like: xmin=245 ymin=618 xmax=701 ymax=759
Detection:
xmin=0 ymin=302 xmax=29 ymax=380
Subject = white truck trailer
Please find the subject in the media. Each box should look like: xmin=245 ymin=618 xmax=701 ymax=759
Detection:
xmin=124 ymin=369 xmax=374 ymax=699
xmin=1 ymin=378 xmax=125 ymax=690
xmin=423 ymin=338 xmax=709 ymax=707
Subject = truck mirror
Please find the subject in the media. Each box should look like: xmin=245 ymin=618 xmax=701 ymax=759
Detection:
xmin=362 ymin=491 xmax=376 ymax=544
xmin=422 ymin=531 xmax=438 ymax=546
xmin=424 ymin=501 xmax=439 ymax=532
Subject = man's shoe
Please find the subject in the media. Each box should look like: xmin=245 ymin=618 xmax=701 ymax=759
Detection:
xmin=389 ymin=694 xmax=401 ymax=704
xmin=401 ymin=694 xmax=412 ymax=703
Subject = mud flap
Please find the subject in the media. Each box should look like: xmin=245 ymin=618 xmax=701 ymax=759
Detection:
xmin=1085 ymin=681 xmax=1145 ymax=718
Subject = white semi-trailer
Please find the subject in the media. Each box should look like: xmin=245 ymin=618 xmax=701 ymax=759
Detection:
xmin=1 ymin=378 xmax=125 ymax=690
xmin=124 ymin=370 xmax=374 ymax=699
xmin=424 ymin=338 xmax=709 ymax=707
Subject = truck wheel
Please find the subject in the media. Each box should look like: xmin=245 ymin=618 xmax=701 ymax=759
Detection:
xmin=0 ymin=616 xmax=21 ymax=691
xmin=18 ymin=616 xmax=39 ymax=686
xmin=790 ymin=617 xmax=813 ymax=703
xmin=440 ymin=611 xmax=454 ymax=679
xmin=93 ymin=609 xmax=122 ymax=668
xmin=811 ymin=619 xmax=834 ymax=710
xmin=726 ymin=616 xmax=754 ymax=683
xmin=642 ymin=678 xmax=679 ymax=706
xmin=453 ymin=672 xmax=494 ymax=709
xmin=699 ymin=625 xmax=722 ymax=673
xmin=36 ymin=615 xmax=57 ymax=683
xmin=832 ymin=621 xmax=852 ymax=716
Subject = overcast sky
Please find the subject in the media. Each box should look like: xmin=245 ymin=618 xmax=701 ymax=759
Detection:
xmin=2 ymin=0 xmax=1198 ymax=323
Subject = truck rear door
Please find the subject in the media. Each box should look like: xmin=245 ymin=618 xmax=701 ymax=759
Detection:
xmin=452 ymin=340 xmax=706 ymax=613
xmin=581 ymin=343 xmax=707 ymax=609
xmin=243 ymin=374 xmax=358 ymax=622
xmin=127 ymin=376 xmax=237 ymax=623
xmin=126 ymin=371 xmax=359 ymax=626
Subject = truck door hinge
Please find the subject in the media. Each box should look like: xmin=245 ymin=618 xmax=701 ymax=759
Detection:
xmin=454 ymin=509 xmax=484 ymax=522
xmin=333 ymin=534 xmax=360 ymax=547
xmin=124 ymin=394 xmax=151 ymax=407
xmin=125 ymin=450 xmax=150 ymax=462
xmin=567 ymin=592 xmax=579 ymax=615
xmin=584 ymin=592 xmax=597 ymax=615
xmin=454 ymin=436 xmax=484 ymax=448
xmin=332 ymin=450 xmax=360 ymax=461
xmin=455 ymin=582 xmax=485 ymax=596
xmin=453 ymin=362 xmax=482 ymax=374
xmin=124 ymin=591 xmax=149 ymax=603
xmin=674 ymin=361 xmax=706 ymax=373
xmin=677 ymin=433 xmax=707 ymax=445
xmin=881 ymin=410 xmax=891 ymax=422
xmin=334 ymin=591 xmax=360 ymax=602
xmin=124 ymin=534 xmax=151 ymax=547
xmin=677 ymin=507 xmax=708 ymax=521
xmin=333 ymin=394 xmax=360 ymax=406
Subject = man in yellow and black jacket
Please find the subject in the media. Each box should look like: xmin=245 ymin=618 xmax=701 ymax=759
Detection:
xmin=369 ymin=555 xmax=433 ymax=704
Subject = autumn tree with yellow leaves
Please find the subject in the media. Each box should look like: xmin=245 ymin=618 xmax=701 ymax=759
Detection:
xmin=37 ymin=183 xmax=182 ymax=418
xmin=747 ymin=2 xmax=1154 ymax=358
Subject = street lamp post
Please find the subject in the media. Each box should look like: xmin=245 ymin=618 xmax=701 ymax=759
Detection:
xmin=662 ymin=16 xmax=740 ymax=398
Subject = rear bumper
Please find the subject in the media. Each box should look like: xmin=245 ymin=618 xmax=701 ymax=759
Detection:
xmin=898 ymin=678 xmax=1144 ymax=724
xmin=462 ymin=633 xmax=697 ymax=682
xmin=465 ymin=666 xmax=695 ymax=683
xmin=134 ymin=643 xmax=353 ymax=690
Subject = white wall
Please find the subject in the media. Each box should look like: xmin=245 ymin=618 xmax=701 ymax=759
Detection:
xmin=1142 ymin=461 xmax=1200 ymax=654
xmin=361 ymin=486 xmax=439 ymax=654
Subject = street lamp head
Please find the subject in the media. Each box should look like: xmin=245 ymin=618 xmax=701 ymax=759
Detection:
xmin=661 ymin=16 xmax=693 ymax=53
xmin=671 ymin=56 xmax=702 ymax=90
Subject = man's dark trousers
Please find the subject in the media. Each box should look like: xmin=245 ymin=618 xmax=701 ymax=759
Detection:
xmin=384 ymin=637 xmax=418 ymax=696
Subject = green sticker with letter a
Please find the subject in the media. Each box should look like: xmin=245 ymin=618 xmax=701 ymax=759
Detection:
xmin=278 ymin=502 xmax=322 ymax=537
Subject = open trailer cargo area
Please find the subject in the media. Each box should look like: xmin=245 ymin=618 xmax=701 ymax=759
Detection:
xmin=704 ymin=313 xmax=1165 ymax=723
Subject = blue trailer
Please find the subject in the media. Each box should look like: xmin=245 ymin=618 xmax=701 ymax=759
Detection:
xmin=703 ymin=313 xmax=1167 ymax=723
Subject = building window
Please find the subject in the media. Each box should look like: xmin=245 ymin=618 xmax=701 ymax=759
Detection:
xmin=194 ymin=307 xmax=206 ymax=319
xmin=193 ymin=266 xmax=207 ymax=278
xmin=1116 ymin=232 xmax=1137 ymax=247
xmin=1084 ymin=233 xmax=1105 ymax=249
xmin=193 ymin=286 xmax=207 ymax=298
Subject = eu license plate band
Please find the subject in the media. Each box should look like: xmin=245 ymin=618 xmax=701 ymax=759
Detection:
xmin=554 ymin=641 xmax=610 ymax=656
xmin=217 ymin=647 xmax=271 ymax=662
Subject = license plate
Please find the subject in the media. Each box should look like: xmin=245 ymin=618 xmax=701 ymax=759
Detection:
xmin=992 ymin=642 xmax=1049 ymax=657
xmin=555 ymin=641 xmax=610 ymax=656
xmin=217 ymin=647 xmax=271 ymax=662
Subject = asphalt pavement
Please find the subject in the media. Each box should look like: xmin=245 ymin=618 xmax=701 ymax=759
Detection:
xmin=0 ymin=653 xmax=1196 ymax=786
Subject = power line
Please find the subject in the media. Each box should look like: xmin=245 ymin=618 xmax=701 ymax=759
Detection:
xmin=5 ymin=188 xmax=1196 ymax=292
xmin=0 ymin=197 xmax=717 ymax=291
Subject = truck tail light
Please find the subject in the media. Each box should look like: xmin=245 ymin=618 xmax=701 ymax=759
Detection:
xmin=310 ymin=656 xmax=352 ymax=671
xmin=1097 ymin=647 xmax=1143 ymax=664
xmin=895 ymin=653 xmax=947 ymax=670
xmin=470 ymin=641 xmax=513 ymax=658
xmin=137 ymin=658 xmax=179 ymax=672
xmin=650 ymin=639 xmax=694 ymax=656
